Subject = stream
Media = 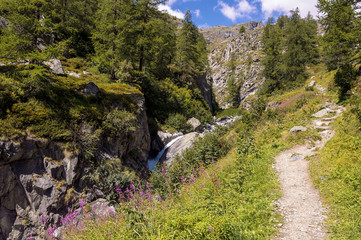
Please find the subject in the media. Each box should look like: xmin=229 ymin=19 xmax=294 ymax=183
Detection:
xmin=147 ymin=116 xmax=241 ymax=171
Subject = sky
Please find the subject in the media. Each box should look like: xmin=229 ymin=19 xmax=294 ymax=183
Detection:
xmin=157 ymin=0 xmax=319 ymax=28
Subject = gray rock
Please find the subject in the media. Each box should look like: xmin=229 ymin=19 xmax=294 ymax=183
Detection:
xmin=291 ymin=154 xmax=302 ymax=161
xmin=33 ymin=175 xmax=53 ymax=195
xmin=44 ymin=158 xmax=64 ymax=180
xmin=161 ymin=132 xmax=198 ymax=163
xmin=0 ymin=206 xmax=16 ymax=238
xmin=312 ymin=109 xmax=328 ymax=118
xmin=68 ymin=71 xmax=81 ymax=78
xmin=289 ymin=126 xmax=307 ymax=133
xmin=0 ymin=16 xmax=8 ymax=29
xmin=187 ymin=118 xmax=202 ymax=132
xmin=44 ymin=58 xmax=65 ymax=75
xmin=308 ymin=80 xmax=316 ymax=87
xmin=326 ymin=108 xmax=335 ymax=113
xmin=83 ymin=82 xmax=100 ymax=95
xmin=157 ymin=131 xmax=183 ymax=146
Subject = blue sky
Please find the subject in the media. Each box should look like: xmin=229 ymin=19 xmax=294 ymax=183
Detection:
xmin=158 ymin=0 xmax=319 ymax=28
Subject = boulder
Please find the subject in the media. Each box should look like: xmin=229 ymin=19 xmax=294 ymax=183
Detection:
xmin=157 ymin=131 xmax=183 ymax=146
xmin=0 ymin=16 xmax=8 ymax=29
xmin=291 ymin=154 xmax=302 ymax=161
xmin=308 ymin=80 xmax=316 ymax=87
xmin=289 ymin=126 xmax=307 ymax=133
xmin=83 ymin=82 xmax=100 ymax=95
xmin=311 ymin=109 xmax=328 ymax=118
xmin=161 ymin=132 xmax=198 ymax=163
xmin=44 ymin=58 xmax=65 ymax=75
xmin=187 ymin=118 xmax=202 ymax=132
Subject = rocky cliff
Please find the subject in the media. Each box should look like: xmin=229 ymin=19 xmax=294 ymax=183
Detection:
xmin=0 ymin=94 xmax=150 ymax=240
xmin=201 ymin=21 xmax=265 ymax=109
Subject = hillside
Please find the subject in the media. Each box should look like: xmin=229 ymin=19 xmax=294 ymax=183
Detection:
xmin=201 ymin=21 xmax=265 ymax=108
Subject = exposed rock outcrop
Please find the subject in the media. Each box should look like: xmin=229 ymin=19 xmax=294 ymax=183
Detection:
xmin=0 ymin=94 xmax=150 ymax=240
xmin=160 ymin=132 xmax=198 ymax=164
xmin=201 ymin=21 xmax=265 ymax=109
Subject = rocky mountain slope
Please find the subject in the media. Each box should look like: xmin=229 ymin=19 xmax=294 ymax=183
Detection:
xmin=201 ymin=21 xmax=265 ymax=109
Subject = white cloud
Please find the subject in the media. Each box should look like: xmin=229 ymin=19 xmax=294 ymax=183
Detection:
xmin=166 ymin=0 xmax=177 ymax=6
xmin=237 ymin=0 xmax=256 ymax=12
xmin=257 ymin=0 xmax=318 ymax=18
xmin=158 ymin=4 xmax=185 ymax=19
xmin=194 ymin=9 xmax=201 ymax=18
xmin=217 ymin=0 xmax=256 ymax=22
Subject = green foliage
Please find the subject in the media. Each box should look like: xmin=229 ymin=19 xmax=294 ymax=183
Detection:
xmin=334 ymin=63 xmax=357 ymax=102
xmin=163 ymin=113 xmax=192 ymax=133
xmin=261 ymin=10 xmax=319 ymax=95
xmin=142 ymin=77 xmax=212 ymax=126
xmin=175 ymin=10 xmax=208 ymax=84
xmin=317 ymin=0 xmax=359 ymax=70
xmin=83 ymin=158 xmax=140 ymax=201
xmin=239 ymin=25 xmax=246 ymax=34
xmin=103 ymin=110 xmax=136 ymax=137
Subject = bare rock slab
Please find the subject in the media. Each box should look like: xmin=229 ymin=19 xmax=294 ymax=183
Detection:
xmin=289 ymin=126 xmax=307 ymax=133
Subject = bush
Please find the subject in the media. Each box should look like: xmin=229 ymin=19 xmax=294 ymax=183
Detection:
xmin=82 ymin=158 xmax=140 ymax=201
xmin=103 ymin=109 xmax=136 ymax=137
xmin=164 ymin=113 xmax=193 ymax=133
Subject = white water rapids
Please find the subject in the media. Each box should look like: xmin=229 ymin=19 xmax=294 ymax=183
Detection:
xmin=148 ymin=135 xmax=184 ymax=171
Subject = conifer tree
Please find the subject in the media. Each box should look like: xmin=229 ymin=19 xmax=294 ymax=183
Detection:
xmin=317 ymin=0 xmax=359 ymax=70
xmin=261 ymin=18 xmax=283 ymax=93
xmin=92 ymin=0 xmax=135 ymax=80
xmin=0 ymin=0 xmax=53 ymax=62
xmin=175 ymin=10 xmax=208 ymax=84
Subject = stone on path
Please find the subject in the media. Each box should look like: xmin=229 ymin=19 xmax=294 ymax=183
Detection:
xmin=289 ymin=126 xmax=307 ymax=133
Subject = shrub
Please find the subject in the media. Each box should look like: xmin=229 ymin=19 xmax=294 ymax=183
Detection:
xmin=82 ymin=158 xmax=140 ymax=201
xmin=103 ymin=109 xmax=136 ymax=137
xmin=164 ymin=113 xmax=193 ymax=133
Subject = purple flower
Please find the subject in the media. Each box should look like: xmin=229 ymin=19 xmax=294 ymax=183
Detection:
xmin=180 ymin=175 xmax=186 ymax=181
xmin=156 ymin=195 xmax=163 ymax=202
xmin=41 ymin=215 xmax=46 ymax=225
xmin=29 ymin=236 xmax=34 ymax=240
xmin=208 ymin=226 xmax=214 ymax=232
xmin=79 ymin=199 xmax=86 ymax=208
xmin=162 ymin=168 xmax=167 ymax=177
xmin=212 ymin=174 xmax=216 ymax=178
xmin=116 ymin=185 xmax=122 ymax=195
xmin=200 ymin=184 xmax=205 ymax=189
xmin=189 ymin=175 xmax=195 ymax=184
xmin=211 ymin=158 xmax=215 ymax=163
xmin=146 ymin=183 xmax=151 ymax=189
xmin=216 ymin=181 xmax=221 ymax=187
xmin=109 ymin=209 xmax=116 ymax=216
xmin=130 ymin=183 xmax=136 ymax=191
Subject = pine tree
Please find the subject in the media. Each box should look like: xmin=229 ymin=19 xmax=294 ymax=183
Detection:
xmin=175 ymin=10 xmax=208 ymax=84
xmin=261 ymin=18 xmax=283 ymax=93
xmin=317 ymin=0 xmax=359 ymax=70
xmin=0 ymin=0 xmax=54 ymax=62
xmin=92 ymin=0 xmax=135 ymax=80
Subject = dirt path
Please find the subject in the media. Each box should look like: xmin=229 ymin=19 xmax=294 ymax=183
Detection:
xmin=274 ymin=104 xmax=345 ymax=240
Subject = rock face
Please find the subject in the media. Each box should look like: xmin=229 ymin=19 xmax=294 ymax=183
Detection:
xmin=201 ymin=21 xmax=265 ymax=109
xmin=160 ymin=132 xmax=198 ymax=164
xmin=0 ymin=94 xmax=150 ymax=240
